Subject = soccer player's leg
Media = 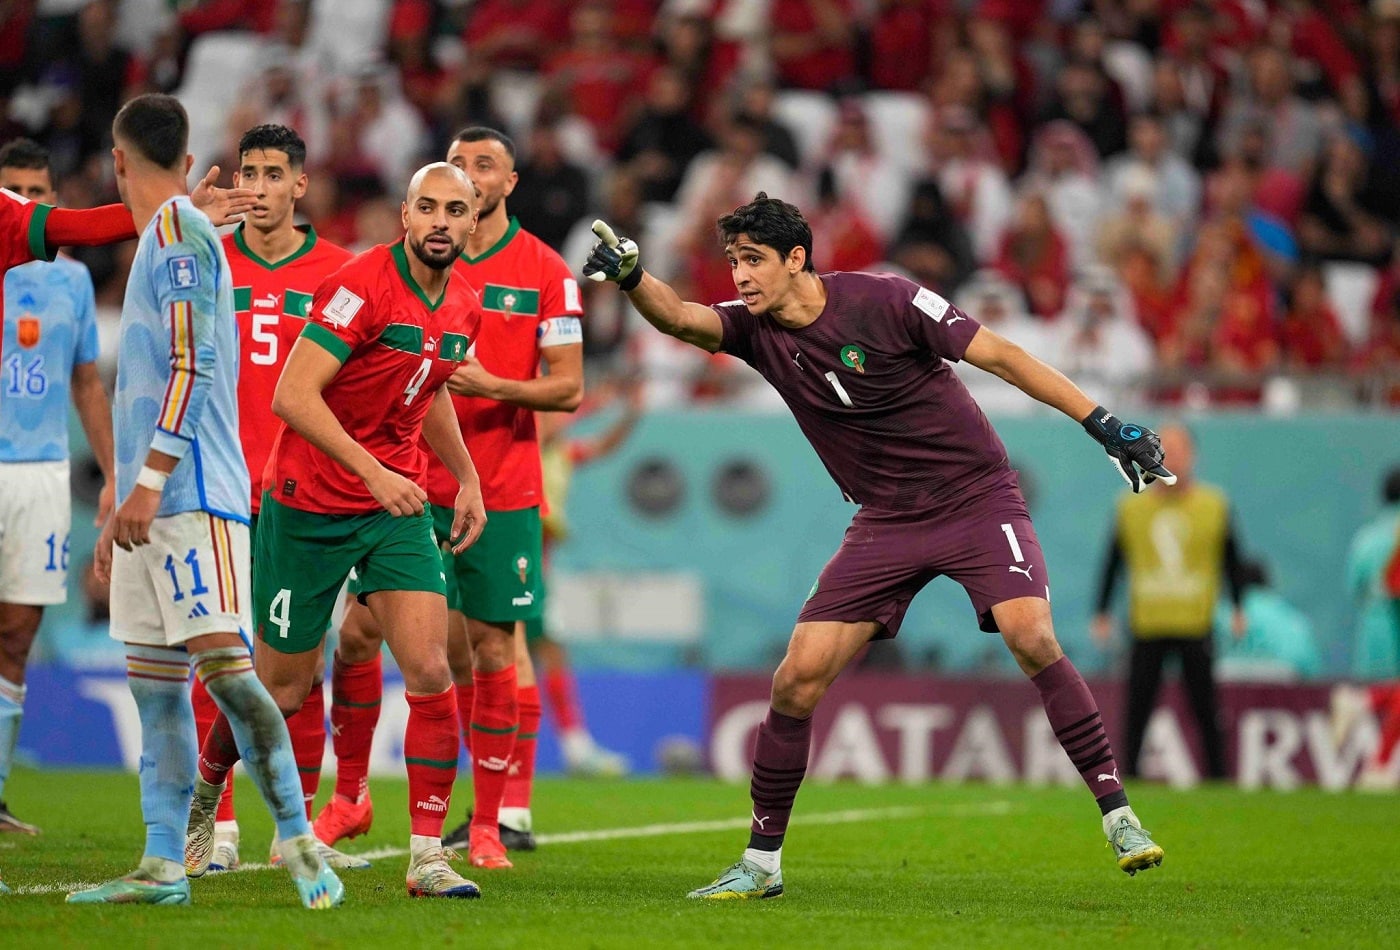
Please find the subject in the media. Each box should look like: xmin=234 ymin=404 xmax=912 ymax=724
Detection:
xmin=186 ymin=504 xmax=344 ymax=905
xmin=537 ymin=621 xmax=629 ymax=778
xmin=69 ymin=518 xmax=201 ymax=906
xmin=0 ymin=461 xmax=71 ymax=836
xmin=963 ymin=514 xmax=1163 ymax=876
xmin=500 ymin=620 xmax=541 ymax=851
xmin=315 ymin=595 xmax=382 ymax=847
xmin=359 ymin=509 xmax=479 ymax=898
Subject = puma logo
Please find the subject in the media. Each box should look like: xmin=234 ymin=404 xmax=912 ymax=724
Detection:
xmin=946 ymin=313 xmax=965 ymax=326
xmin=476 ymin=756 xmax=510 ymax=772
xmin=1097 ymin=768 xmax=1120 ymax=785
xmin=1008 ymin=565 xmax=1034 ymax=581
xmin=752 ymin=811 xmax=769 ymax=830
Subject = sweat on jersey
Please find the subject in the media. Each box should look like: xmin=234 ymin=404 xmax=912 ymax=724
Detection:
xmin=423 ymin=218 xmax=583 ymax=510
xmin=223 ymin=224 xmax=352 ymax=513
xmin=0 ymin=257 xmax=99 ymax=462
xmin=115 ymin=197 xmax=250 ymax=522
xmin=265 ymin=241 xmax=483 ymax=515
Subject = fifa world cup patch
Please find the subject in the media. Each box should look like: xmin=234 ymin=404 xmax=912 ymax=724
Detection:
xmin=538 ymin=316 xmax=583 ymax=346
xmin=912 ymin=286 xmax=950 ymax=323
xmin=322 ymin=286 xmax=365 ymax=328
xmin=169 ymin=255 xmax=200 ymax=289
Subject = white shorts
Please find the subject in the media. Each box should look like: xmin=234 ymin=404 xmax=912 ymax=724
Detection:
xmin=0 ymin=460 xmax=72 ymax=606
xmin=110 ymin=510 xmax=251 ymax=648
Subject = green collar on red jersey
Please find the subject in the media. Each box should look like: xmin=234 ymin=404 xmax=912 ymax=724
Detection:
xmin=391 ymin=241 xmax=447 ymax=311
xmin=233 ymin=223 xmax=318 ymax=270
xmin=461 ymin=215 xmax=520 ymax=265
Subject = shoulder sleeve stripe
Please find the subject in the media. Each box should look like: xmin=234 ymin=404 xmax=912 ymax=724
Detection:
xmin=301 ymin=321 xmax=352 ymax=364
xmin=28 ymin=203 xmax=53 ymax=262
xmin=158 ymin=299 xmax=196 ymax=432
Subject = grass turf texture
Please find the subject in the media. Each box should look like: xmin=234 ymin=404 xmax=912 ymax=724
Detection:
xmin=0 ymin=767 xmax=1396 ymax=948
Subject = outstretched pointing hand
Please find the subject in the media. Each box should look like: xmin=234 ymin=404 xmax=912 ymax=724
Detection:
xmin=582 ymin=219 xmax=642 ymax=290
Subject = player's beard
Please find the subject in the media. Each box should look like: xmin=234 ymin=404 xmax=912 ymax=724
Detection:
xmin=410 ymin=232 xmax=462 ymax=270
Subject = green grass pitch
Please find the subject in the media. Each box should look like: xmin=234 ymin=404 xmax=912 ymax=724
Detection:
xmin=1 ymin=767 xmax=1397 ymax=948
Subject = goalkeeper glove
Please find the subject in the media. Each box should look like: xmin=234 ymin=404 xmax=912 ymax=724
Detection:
xmin=1082 ymin=406 xmax=1177 ymax=493
xmin=582 ymin=219 xmax=643 ymax=291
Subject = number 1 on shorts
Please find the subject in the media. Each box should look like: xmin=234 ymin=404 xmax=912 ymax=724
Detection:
xmin=1000 ymin=522 xmax=1025 ymax=563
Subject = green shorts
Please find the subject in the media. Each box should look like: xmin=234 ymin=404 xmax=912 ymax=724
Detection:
xmin=435 ymin=505 xmax=542 ymax=623
xmin=254 ymin=494 xmax=445 ymax=654
xmin=523 ymin=582 xmax=548 ymax=642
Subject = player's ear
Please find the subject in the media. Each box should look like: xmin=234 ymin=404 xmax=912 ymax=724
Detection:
xmin=184 ymin=153 xmax=194 ymax=176
xmin=503 ymin=169 xmax=518 ymax=198
xmin=292 ymin=171 xmax=309 ymax=200
xmin=788 ymin=245 xmax=806 ymax=274
xmin=401 ymin=201 xmax=410 ymax=230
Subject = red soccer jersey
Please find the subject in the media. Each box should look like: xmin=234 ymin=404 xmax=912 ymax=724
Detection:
xmin=224 ymin=224 xmax=352 ymax=512
xmin=1 ymin=188 xmax=44 ymax=367
xmin=266 ymin=242 xmax=483 ymax=514
xmin=423 ymin=218 xmax=584 ymax=510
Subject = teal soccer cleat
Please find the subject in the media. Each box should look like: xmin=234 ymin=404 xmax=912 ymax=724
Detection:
xmin=293 ymin=862 xmax=345 ymax=910
xmin=66 ymin=870 xmax=191 ymax=906
xmin=1108 ymin=815 xmax=1165 ymax=876
xmin=687 ymin=860 xmax=783 ymax=900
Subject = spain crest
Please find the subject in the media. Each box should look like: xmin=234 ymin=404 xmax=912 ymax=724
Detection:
xmin=17 ymin=317 xmax=40 ymax=348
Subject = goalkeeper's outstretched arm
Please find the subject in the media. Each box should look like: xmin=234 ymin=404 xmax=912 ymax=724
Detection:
xmin=582 ymin=219 xmax=725 ymax=353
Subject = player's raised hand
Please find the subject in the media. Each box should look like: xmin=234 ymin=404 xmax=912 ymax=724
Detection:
xmin=364 ymin=465 xmax=427 ymax=517
xmin=582 ymin=219 xmax=642 ymax=290
xmin=1082 ymin=406 xmax=1177 ymax=494
xmin=190 ymin=165 xmax=257 ymax=226
xmin=449 ymin=482 xmax=487 ymax=554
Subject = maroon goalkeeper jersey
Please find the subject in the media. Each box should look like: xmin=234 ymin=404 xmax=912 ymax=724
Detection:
xmin=713 ymin=271 xmax=1021 ymax=514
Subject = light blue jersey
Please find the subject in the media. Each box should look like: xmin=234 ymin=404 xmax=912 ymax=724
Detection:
xmin=115 ymin=196 xmax=249 ymax=523
xmin=0 ymin=256 xmax=98 ymax=462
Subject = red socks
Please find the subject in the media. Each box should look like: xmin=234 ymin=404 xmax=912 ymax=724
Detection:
xmin=469 ymin=665 xmax=518 ymax=833
xmin=543 ymin=667 xmax=583 ymax=733
xmin=288 ymin=682 xmax=326 ymax=817
xmin=192 ymin=674 xmax=237 ymax=820
xmin=330 ymin=652 xmax=382 ymax=802
xmin=404 ymin=687 xmax=459 ymax=837
xmin=503 ymin=685 xmax=541 ymax=811
xmin=455 ymin=681 xmax=475 ymax=756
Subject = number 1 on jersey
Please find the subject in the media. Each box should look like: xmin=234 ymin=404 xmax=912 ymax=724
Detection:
xmin=402 ymin=357 xmax=432 ymax=405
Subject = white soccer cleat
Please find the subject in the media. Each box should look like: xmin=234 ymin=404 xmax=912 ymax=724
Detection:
xmin=270 ymin=837 xmax=372 ymax=871
xmin=208 ymin=824 xmax=240 ymax=872
xmin=407 ymin=845 xmax=482 ymax=898
xmin=184 ymin=778 xmax=225 ymax=878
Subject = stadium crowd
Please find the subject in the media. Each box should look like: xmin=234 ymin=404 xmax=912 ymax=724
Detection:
xmin=2 ymin=0 xmax=1400 ymax=408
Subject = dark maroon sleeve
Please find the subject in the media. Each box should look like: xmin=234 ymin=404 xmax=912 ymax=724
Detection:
xmin=712 ymin=300 xmax=757 ymax=364
xmin=891 ymin=276 xmax=982 ymax=362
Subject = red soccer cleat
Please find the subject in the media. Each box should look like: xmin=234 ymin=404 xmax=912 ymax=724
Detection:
xmin=312 ymin=793 xmax=373 ymax=847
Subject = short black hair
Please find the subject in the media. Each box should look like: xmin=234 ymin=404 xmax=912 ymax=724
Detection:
xmin=113 ymin=94 xmax=189 ymax=170
xmin=0 ymin=137 xmax=50 ymax=173
xmin=453 ymin=126 xmax=516 ymax=163
xmin=1235 ymin=558 xmax=1269 ymax=590
xmin=716 ymin=192 xmax=815 ymax=272
xmin=237 ymin=124 xmax=307 ymax=169
xmin=1384 ymin=466 xmax=1400 ymax=505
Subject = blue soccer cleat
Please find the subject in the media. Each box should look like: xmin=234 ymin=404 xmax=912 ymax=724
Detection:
xmin=687 ymin=860 xmax=783 ymax=900
xmin=66 ymin=870 xmax=191 ymax=906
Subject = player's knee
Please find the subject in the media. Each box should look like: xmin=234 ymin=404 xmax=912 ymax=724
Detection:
xmin=1004 ymin=625 xmax=1062 ymax=674
xmin=337 ymin=629 xmax=380 ymax=665
xmin=266 ymin=679 xmax=312 ymax=718
xmin=401 ymin=655 xmax=452 ymax=695
xmin=770 ymin=664 xmax=825 ymax=717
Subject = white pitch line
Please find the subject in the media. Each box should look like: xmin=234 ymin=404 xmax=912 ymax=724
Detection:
xmin=8 ymin=800 xmax=1015 ymax=894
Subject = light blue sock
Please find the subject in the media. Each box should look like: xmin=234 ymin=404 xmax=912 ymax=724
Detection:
xmin=125 ymin=646 xmax=197 ymax=866
xmin=0 ymin=675 xmax=25 ymax=801
xmin=192 ymin=648 xmax=310 ymax=843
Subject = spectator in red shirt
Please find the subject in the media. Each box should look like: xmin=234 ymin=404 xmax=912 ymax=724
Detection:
xmin=464 ymin=0 xmax=569 ymax=72
xmin=994 ymin=190 xmax=1071 ymax=319
xmin=769 ymin=0 xmax=856 ymax=92
xmin=1280 ymin=265 xmax=1350 ymax=371
xmin=544 ymin=2 xmax=656 ymax=152
xmin=866 ymin=0 xmax=953 ymax=92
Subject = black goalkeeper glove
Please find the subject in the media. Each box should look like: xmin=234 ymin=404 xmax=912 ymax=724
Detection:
xmin=582 ymin=219 xmax=643 ymax=291
xmin=1082 ymin=406 xmax=1177 ymax=494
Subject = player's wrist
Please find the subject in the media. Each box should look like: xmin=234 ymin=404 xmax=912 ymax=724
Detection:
xmin=1081 ymin=405 xmax=1120 ymax=446
xmin=136 ymin=465 xmax=169 ymax=493
xmin=618 ymin=265 xmax=644 ymax=292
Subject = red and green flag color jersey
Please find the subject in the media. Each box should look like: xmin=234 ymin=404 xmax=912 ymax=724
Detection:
xmin=265 ymin=241 xmax=483 ymax=514
xmin=223 ymin=224 xmax=352 ymax=512
xmin=424 ymin=218 xmax=583 ymax=510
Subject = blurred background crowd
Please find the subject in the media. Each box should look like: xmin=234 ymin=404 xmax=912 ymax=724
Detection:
xmin=4 ymin=0 xmax=1400 ymax=412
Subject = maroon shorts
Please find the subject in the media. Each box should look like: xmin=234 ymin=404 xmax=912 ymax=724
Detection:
xmin=797 ymin=499 xmax=1050 ymax=637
